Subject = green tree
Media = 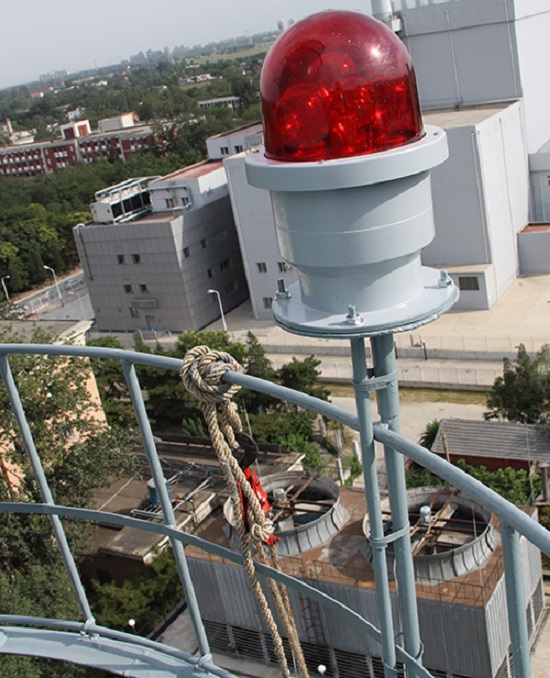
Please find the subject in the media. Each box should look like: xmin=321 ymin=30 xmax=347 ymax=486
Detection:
xmin=237 ymin=332 xmax=277 ymax=412
xmin=486 ymin=344 xmax=550 ymax=423
xmin=91 ymin=546 xmax=183 ymax=635
xmin=278 ymin=355 xmax=330 ymax=404
xmin=418 ymin=419 xmax=440 ymax=449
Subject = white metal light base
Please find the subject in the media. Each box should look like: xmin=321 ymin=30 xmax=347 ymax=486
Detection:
xmin=272 ymin=266 xmax=458 ymax=338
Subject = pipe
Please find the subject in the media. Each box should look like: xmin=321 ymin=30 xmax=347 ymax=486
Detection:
xmin=122 ymin=360 xmax=212 ymax=662
xmin=371 ymin=334 xmax=423 ymax=675
xmin=350 ymin=337 xmax=398 ymax=678
xmin=501 ymin=523 xmax=530 ymax=678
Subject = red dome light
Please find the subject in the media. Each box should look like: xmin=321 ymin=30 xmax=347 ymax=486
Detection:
xmin=261 ymin=11 xmax=424 ymax=162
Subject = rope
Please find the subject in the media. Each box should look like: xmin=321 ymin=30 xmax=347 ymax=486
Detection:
xmin=181 ymin=346 xmax=308 ymax=678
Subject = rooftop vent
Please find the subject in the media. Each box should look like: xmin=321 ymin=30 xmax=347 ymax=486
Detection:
xmin=362 ymin=486 xmax=497 ymax=583
xmin=223 ymin=471 xmax=349 ymax=556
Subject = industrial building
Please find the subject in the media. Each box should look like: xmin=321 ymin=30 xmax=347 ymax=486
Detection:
xmin=186 ymin=475 xmax=544 ymax=678
xmin=74 ymin=160 xmax=248 ymax=333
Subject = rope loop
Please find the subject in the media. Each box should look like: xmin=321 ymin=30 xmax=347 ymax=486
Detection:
xmin=181 ymin=345 xmax=242 ymax=404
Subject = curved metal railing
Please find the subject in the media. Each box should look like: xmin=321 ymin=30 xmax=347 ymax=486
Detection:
xmin=0 ymin=344 xmax=548 ymax=678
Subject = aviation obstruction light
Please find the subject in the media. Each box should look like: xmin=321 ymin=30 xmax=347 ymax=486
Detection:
xmin=246 ymin=10 xmax=458 ymax=338
xmin=261 ymin=10 xmax=424 ymax=162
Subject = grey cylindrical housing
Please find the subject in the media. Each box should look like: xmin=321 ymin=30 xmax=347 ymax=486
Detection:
xmin=246 ymin=125 xmax=448 ymax=317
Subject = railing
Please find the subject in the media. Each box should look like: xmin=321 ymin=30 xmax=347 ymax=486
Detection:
xmin=0 ymin=343 xmax=549 ymax=678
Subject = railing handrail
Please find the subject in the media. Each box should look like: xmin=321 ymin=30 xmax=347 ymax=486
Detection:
xmin=0 ymin=342 xmax=547 ymax=678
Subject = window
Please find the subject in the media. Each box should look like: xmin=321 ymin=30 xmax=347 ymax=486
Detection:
xmin=117 ymin=254 xmax=125 ymax=264
xmin=207 ymin=268 xmax=214 ymax=279
xmin=234 ymin=145 xmax=243 ymax=153
xmin=257 ymin=262 xmax=267 ymax=273
xmin=139 ymin=283 xmax=148 ymax=293
xmin=225 ymin=280 xmax=238 ymax=294
xmin=200 ymin=238 xmax=207 ymax=249
xmin=183 ymin=246 xmax=190 ymax=258
xmin=458 ymin=275 xmax=479 ymax=291
xmin=278 ymin=261 xmax=290 ymax=272
xmin=129 ymin=307 xmax=140 ymax=318
xmin=123 ymin=284 xmax=133 ymax=294
xmin=166 ymin=197 xmax=175 ymax=208
xmin=132 ymin=253 xmax=141 ymax=264
xmin=220 ymin=146 xmax=229 ymax=155
xmin=182 ymin=196 xmax=191 ymax=208
xmin=263 ymin=297 xmax=273 ymax=309
xmin=220 ymin=257 xmax=232 ymax=271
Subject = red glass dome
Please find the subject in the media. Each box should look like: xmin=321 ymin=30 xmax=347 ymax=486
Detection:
xmin=261 ymin=11 xmax=424 ymax=162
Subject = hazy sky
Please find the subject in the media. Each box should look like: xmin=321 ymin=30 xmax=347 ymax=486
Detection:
xmin=0 ymin=1 xmax=372 ymax=90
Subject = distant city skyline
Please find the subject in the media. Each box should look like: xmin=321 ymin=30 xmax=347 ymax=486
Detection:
xmin=0 ymin=0 xmax=371 ymax=91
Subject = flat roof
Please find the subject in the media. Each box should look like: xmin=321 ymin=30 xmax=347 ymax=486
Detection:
xmin=423 ymin=102 xmax=513 ymax=129
xmin=208 ymin=121 xmax=263 ymax=141
xmin=189 ymin=485 xmax=512 ymax=607
xmin=153 ymin=160 xmax=224 ymax=182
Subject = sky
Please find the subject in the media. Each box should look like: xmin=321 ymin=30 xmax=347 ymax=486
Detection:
xmin=0 ymin=0 xmax=373 ymax=91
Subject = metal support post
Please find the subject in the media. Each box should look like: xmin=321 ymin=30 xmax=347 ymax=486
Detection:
xmin=0 ymin=354 xmax=94 ymax=623
xmin=501 ymin=522 xmax=530 ymax=678
xmin=350 ymin=338 xmax=398 ymax=678
xmin=371 ymin=334 xmax=423 ymax=675
xmin=122 ymin=360 xmax=212 ymax=661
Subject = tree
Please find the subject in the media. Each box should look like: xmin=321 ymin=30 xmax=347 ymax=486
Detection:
xmin=485 ymin=343 xmax=550 ymax=424
xmin=237 ymin=331 xmax=277 ymax=412
xmin=87 ymin=336 xmax=135 ymax=427
xmin=0 ymin=327 xmax=133 ymax=677
xmin=418 ymin=419 xmax=440 ymax=449
xmin=278 ymin=355 xmax=331 ymax=404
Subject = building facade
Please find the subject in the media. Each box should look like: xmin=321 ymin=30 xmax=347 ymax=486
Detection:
xmin=74 ymin=163 xmax=248 ymax=333
xmin=0 ymin=116 xmax=155 ymax=178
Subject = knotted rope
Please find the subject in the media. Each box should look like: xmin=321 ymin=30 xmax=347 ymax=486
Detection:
xmin=181 ymin=346 xmax=308 ymax=678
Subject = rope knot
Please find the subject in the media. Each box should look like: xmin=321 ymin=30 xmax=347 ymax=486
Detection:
xmin=181 ymin=345 xmax=242 ymax=404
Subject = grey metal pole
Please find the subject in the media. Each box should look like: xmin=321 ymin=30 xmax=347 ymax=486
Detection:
xmin=350 ymin=337 xmax=398 ymax=678
xmin=371 ymin=334 xmax=423 ymax=675
xmin=0 ymin=354 xmax=94 ymax=622
xmin=501 ymin=522 xmax=531 ymax=678
xmin=122 ymin=360 xmax=212 ymax=661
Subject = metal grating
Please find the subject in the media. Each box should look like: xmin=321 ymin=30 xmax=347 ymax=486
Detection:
xmin=526 ymin=599 xmax=533 ymax=638
xmin=371 ymin=656 xmax=405 ymax=678
xmin=532 ymin=579 xmax=544 ymax=625
xmin=203 ymin=619 xmax=231 ymax=653
xmin=264 ymin=633 xmax=295 ymax=669
xmin=300 ymin=640 xmax=333 ymax=676
xmin=425 ymin=670 xmax=448 ymax=678
xmin=231 ymin=625 xmax=266 ymax=663
xmin=334 ymin=648 xmax=370 ymax=678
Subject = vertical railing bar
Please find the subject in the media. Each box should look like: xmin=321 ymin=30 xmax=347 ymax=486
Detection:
xmin=501 ymin=522 xmax=531 ymax=678
xmin=121 ymin=359 xmax=211 ymax=661
xmin=371 ymin=333 xmax=423 ymax=677
xmin=350 ymin=337 xmax=398 ymax=678
xmin=0 ymin=353 xmax=94 ymax=622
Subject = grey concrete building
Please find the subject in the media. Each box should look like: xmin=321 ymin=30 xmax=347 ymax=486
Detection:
xmin=74 ymin=164 xmax=248 ymax=333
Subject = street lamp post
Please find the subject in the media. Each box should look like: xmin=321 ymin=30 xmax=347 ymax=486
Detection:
xmin=207 ymin=289 xmax=227 ymax=332
xmin=43 ymin=265 xmax=64 ymax=308
xmin=1 ymin=276 xmax=10 ymax=303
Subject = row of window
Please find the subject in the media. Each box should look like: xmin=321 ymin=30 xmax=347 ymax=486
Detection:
xmin=257 ymin=261 xmax=290 ymax=273
xmin=117 ymin=254 xmax=140 ymax=264
xmin=220 ymin=144 xmax=243 ymax=156
xmin=123 ymin=283 xmax=148 ymax=294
